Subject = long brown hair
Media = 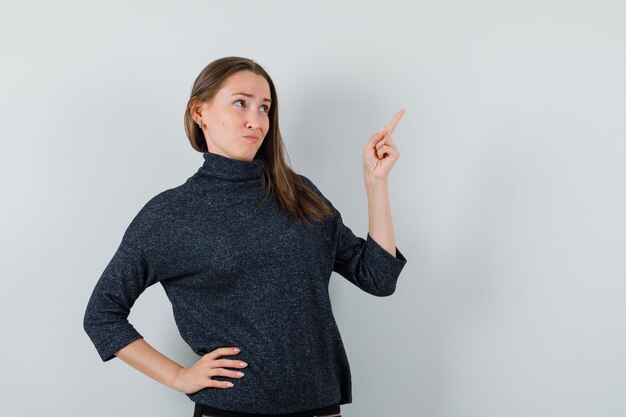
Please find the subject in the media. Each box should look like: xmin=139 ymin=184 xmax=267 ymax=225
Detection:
xmin=184 ymin=56 xmax=334 ymax=226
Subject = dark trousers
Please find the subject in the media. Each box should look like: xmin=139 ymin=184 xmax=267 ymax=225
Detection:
xmin=193 ymin=402 xmax=341 ymax=417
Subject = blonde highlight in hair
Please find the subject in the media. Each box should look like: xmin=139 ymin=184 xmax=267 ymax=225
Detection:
xmin=184 ymin=56 xmax=334 ymax=226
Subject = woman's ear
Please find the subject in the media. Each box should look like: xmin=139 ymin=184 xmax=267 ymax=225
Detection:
xmin=191 ymin=99 xmax=206 ymax=124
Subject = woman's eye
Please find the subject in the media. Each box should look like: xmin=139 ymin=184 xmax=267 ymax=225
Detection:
xmin=235 ymin=100 xmax=269 ymax=113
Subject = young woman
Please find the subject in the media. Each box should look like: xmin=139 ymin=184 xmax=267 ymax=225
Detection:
xmin=83 ymin=56 xmax=408 ymax=417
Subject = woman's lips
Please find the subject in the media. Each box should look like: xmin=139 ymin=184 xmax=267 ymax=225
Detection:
xmin=243 ymin=135 xmax=259 ymax=142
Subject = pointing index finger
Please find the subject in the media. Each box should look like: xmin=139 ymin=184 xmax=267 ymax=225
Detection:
xmin=384 ymin=109 xmax=406 ymax=136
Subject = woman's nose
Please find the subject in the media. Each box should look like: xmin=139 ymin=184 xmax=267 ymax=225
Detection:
xmin=245 ymin=112 xmax=262 ymax=130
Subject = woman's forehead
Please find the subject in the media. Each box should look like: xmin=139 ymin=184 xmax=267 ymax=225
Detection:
xmin=220 ymin=71 xmax=271 ymax=99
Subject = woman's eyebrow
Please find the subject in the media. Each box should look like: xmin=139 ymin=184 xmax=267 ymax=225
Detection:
xmin=231 ymin=92 xmax=272 ymax=103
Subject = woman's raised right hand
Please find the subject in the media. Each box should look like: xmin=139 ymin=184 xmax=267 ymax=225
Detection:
xmin=174 ymin=347 xmax=248 ymax=394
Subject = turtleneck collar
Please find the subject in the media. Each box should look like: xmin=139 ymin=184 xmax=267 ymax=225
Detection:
xmin=197 ymin=151 xmax=263 ymax=181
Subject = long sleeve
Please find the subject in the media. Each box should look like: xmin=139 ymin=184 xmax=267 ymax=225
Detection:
xmin=332 ymin=211 xmax=407 ymax=296
xmin=299 ymin=174 xmax=407 ymax=297
xmin=83 ymin=210 xmax=159 ymax=362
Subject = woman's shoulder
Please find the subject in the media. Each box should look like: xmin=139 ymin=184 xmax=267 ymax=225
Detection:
xmin=137 ymin=182 xmax=185 ymax=211
xmin=296 ymin=173 xmax=342 ymax=221
xmin=297 ymin=173 xmax=324 ymax=198
xmin=123 ymin=182 xmax=191 ymax=235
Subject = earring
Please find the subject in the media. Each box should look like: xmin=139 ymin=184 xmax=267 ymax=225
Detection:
xmin=198 ymin=121 xmax=202 ymax=129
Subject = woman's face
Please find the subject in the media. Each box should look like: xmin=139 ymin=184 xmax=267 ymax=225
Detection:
xmin=195 ymin=71 xmax=272 ymax=162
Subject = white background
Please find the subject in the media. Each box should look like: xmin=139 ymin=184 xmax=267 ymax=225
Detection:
xmin=1 ymin=1 xmax=625 ymax=416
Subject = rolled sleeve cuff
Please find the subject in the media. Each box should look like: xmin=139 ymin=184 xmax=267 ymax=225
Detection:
xmin=365 ymin=233 xmax=408 ymax=295
xmin=93 ymin=327 xmax=144 ymax=362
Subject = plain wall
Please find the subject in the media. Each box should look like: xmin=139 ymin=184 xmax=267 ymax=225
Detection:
xmin=1 ymin=1 xmax=625 ymax=416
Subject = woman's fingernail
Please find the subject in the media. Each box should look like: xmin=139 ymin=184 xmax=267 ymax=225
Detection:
xmin=233 ymin=347 xmax=240 ymax=353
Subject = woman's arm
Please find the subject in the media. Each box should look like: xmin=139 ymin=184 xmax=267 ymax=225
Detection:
xmin=115 ymin=339 xmax=247 ymax=394
xmin=362 ymin=109 xmax=405 ymax=257
xmin=114 ymin=338 xmax=184 ymax=391
xmin=299 ymin=173 xmax=407 ymax=296
xmin=364 ymin=176 xmax=397 ymax=257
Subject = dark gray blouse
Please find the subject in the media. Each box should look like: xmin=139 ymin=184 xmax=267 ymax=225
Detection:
xmin=83 ymin=150 xmax=408 ymax=414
